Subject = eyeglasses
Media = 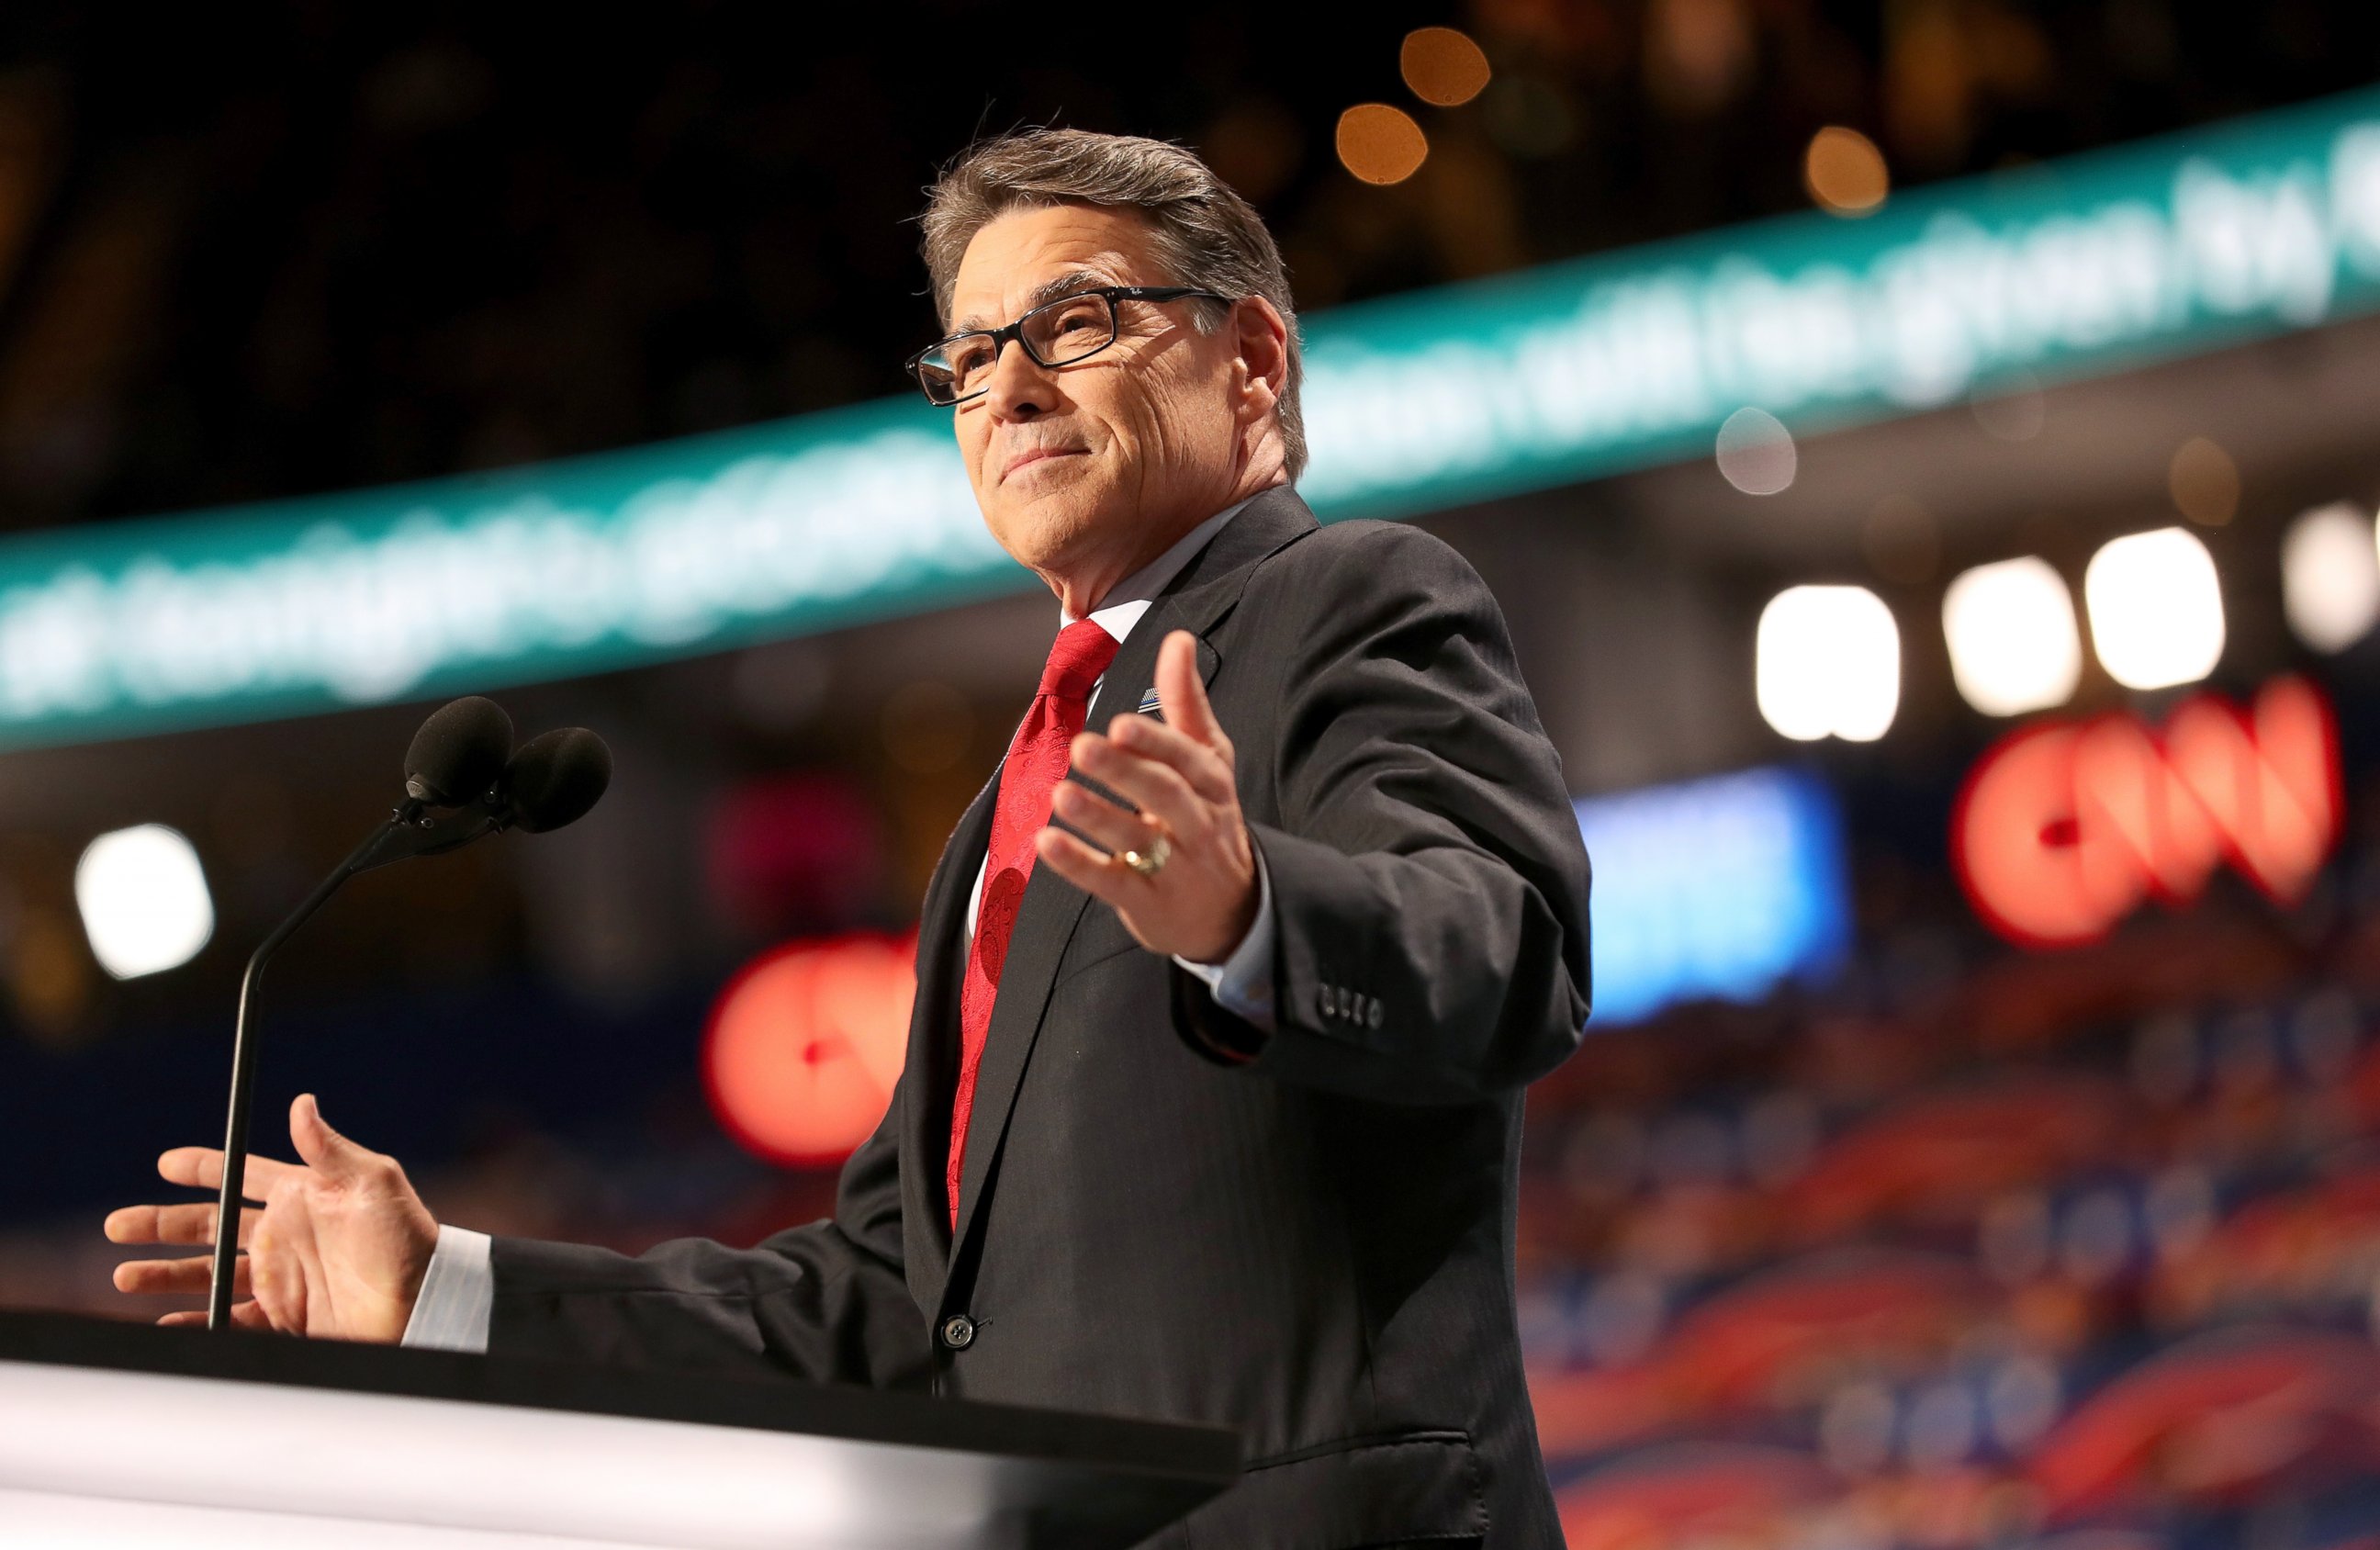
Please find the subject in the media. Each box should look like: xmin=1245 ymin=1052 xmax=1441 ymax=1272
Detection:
xmin=904 ymin=285 xmax=1232 ymax=407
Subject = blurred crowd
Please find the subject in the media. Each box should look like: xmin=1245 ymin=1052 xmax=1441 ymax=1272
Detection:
xmin=1521 ymin=870 xmax=2380 ymax=1547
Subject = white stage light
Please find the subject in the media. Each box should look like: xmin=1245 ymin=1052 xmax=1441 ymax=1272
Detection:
xmin=74 ymin=825 xmax=214 ymax=980
xmin=2281 ymin=501 xmax=2380 ymax=652
xmin=1942 ymin=556 xmax=2082 ymax=716
xmin=1757 ymin=586 xmax=1900 ymax=742
xmin=2083 ymin=528 xmax=2226 ymax=691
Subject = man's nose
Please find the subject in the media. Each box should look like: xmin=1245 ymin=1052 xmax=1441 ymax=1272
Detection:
xmin=982 ymin=337 xmax=1058 ymax=421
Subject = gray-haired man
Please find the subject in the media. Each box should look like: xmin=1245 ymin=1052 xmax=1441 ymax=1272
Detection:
xmin=112 ymin=129 xmax=1593 ymax=1547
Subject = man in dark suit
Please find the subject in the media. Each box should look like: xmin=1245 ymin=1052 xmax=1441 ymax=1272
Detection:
xmin=109 ymin=129 xmax=1592 ymax=1547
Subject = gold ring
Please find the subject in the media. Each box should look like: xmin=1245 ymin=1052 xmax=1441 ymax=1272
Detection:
xmin=1119 ymin=834 xmax=1172 ymax=879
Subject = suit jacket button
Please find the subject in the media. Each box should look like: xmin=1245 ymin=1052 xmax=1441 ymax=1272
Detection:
xmin=1338 ymin=985 xmax=1354 ymax=1017
xmin=1316 ymin=983 xmax=1336 ymax=1018
xmin=940 ymin=1315 xmax=976 ymax=1351
xmin=1367 ymin=998 xmax=1384 ymax=1029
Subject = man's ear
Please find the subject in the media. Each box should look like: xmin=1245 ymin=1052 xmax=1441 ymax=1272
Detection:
xmin=1230 ymin=296 xmax=1290 ymax=420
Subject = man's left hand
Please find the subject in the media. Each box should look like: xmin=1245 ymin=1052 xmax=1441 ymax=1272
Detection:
xmin=1037 ymin=628 xmax=1259 ymax=965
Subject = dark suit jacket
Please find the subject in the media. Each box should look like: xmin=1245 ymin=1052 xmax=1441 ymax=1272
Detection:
xmin=489 ymin=487 xmax=1594 ymax=1548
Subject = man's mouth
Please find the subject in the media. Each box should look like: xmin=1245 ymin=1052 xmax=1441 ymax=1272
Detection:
xmin=1002 ymin=447 xmax=1085 ymax=481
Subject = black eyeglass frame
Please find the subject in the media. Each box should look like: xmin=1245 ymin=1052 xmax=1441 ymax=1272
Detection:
xmin=904 ymin=285 xmax=1234 ymax=406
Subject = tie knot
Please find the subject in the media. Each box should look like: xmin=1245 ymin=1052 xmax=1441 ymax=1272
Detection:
xmin=1040 ymin=620 xmax=1120 ymax=701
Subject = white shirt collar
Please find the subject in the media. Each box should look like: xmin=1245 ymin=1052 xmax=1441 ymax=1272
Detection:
xmin=1063 ymin=495 xmax=1258 ymax=647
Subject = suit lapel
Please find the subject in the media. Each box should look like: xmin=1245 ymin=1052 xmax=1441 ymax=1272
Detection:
xmin=897 ymin=767 xmax=997 ymax=1307
xmin=941 ymin=488 xmax=1322 ymax=1280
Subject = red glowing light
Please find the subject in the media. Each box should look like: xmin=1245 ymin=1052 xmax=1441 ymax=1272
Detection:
xmin=702 ymin=928 xmax=916 ymax=1167
xmin=1951 ymin=677 xmax=2341 ymax=949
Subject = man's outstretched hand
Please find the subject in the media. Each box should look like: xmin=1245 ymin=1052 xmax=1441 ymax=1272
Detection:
xmin=106 ymin=1093 xmax=438 ymax=1342
xmin=1037 ymin=628 xmax=1260 ymax=965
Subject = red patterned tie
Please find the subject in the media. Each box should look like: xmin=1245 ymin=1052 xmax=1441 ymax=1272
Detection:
xmin=948 ymin=619 xmax=1122 ymax=1229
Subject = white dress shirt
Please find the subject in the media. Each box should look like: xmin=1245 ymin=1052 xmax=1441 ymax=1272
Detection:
xmin=402 ymin=499 xmax=1276 ymax=1353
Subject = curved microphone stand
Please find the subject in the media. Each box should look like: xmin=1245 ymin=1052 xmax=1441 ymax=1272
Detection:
xmin=208 ymin=796 xmax=517 ymax=1331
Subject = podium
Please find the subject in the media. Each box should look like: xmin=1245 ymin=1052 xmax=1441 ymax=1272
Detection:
xmin=0 ymin=1309 xmax=1238 ymax=1548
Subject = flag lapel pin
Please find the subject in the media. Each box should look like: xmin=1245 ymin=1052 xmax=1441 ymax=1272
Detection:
xmin=1137 ymin=689 xmax=1162 ymax=717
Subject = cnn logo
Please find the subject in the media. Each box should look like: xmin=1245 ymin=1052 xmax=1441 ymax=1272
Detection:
xmin=1952 ymin=677 xmax=2341 ymax=948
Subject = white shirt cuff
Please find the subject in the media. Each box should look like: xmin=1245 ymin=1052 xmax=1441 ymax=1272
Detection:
xmin=399 ymin=1223 xmax=494 ymax=1354
xmin=1173 ymin=848 xmax=1275 ymax=1030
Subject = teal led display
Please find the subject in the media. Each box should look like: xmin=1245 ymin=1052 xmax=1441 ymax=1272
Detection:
xmin=6 ymin=89 xmax=2380 ymax=746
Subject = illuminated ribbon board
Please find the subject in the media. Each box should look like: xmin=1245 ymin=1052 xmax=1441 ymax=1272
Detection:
xmin=9 ymin=89 xmax=2380 ymax=746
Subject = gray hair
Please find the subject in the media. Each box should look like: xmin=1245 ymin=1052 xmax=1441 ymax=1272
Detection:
xmin=920 ymin=128 xmax=1307 ymax=479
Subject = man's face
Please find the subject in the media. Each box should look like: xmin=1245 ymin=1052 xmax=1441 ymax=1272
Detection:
xmin=944 ymin=204 xmax=1248 ymax=584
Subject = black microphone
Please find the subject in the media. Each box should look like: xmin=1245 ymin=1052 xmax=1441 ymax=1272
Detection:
xmin=207 ymin=702 xmax=612 ymax=1331
xmin=403 ymin=695 xmax=514 ymax=808
xmin=499 ymin=727 xmax=612 ymax=833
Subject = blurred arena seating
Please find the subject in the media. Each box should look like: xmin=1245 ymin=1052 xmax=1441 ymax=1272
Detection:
xmin=1520 ymin=889 xmax=2380 ymax=1549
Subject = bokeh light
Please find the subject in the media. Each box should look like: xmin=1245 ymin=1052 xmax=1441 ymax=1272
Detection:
xmin=1757 ymin=585 xmax=1900 ymax=742
xmin=1716 ymin=407 xmax=1797 ymax=495
xmin=73 ymin=825 xmax=213 ymax=981
xmin=1646 ymin=0 xmax=1755 ymax=115
xmin=1336 ymin=104 xmax=1429 ymax=185
xmin=1970 ymin=369 xmax=2046 ymax=442
xmin=2169 ymin=435 xmax=2240 ymax=526
xmin=703 ymin=930 xmax=915 ymax=1168
xmin=1942 ymin=556 xmax=2082 ymax=717
xmin=1401 ymin=28 xmax=1491 ymax=107
xmin=2281 ymin=500 xmax=2380 ymax=653
xmin=2084 ymin=527 xmax=2226 ymax=690
xmin=1804 ymin=126 xmax=1890 ymax=216
xmin=10 ymin=908 xmax=94 ymax=1044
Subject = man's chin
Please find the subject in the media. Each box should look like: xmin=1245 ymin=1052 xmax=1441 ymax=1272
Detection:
xmin=983 ymin=487 xmax=1112 ymax=567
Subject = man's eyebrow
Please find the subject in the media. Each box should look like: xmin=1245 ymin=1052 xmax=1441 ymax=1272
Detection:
xmin=952 ymin=270 xmax=1110 ymax=332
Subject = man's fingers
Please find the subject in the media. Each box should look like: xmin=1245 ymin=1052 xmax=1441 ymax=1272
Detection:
xmin=248 ymin=1224 xmax=308 ymax=1333
xmin=1106 ymin=713 xmax=1235 ymax=806
xmin=113 ymin=1254 xmax=251 ymax=1297
xmin=1153 ymin=631 xmax=1225 ymax=747
xmin=156 ymin=1147 xmax=299 ymax=1200
xmin=289 ymin=1093 xmax=372 ymax=1180
xmin=153 ymin=1148 xmax=219 ymax=1189
xmin=1035 ymin=826 xmax=1146 ymax=910
xmin=1051 ymin=780 xmax=1163 ymax=857
xmin=104 ymin=1202 xmax=258 ymax=1248
xmin=1071 ymin=735 xmax=1206 ymax=838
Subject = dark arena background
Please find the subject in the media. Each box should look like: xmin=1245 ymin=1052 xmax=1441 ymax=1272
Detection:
xmin=6 ymin=5 xmax=2380 ymax=1545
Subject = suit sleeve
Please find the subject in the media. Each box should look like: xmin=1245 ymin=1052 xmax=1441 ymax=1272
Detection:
xmin=1173 ymin=524 xmax=1592 ymax=1103
xmin=483 ymin=1070 xmax=927 ymax=1387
